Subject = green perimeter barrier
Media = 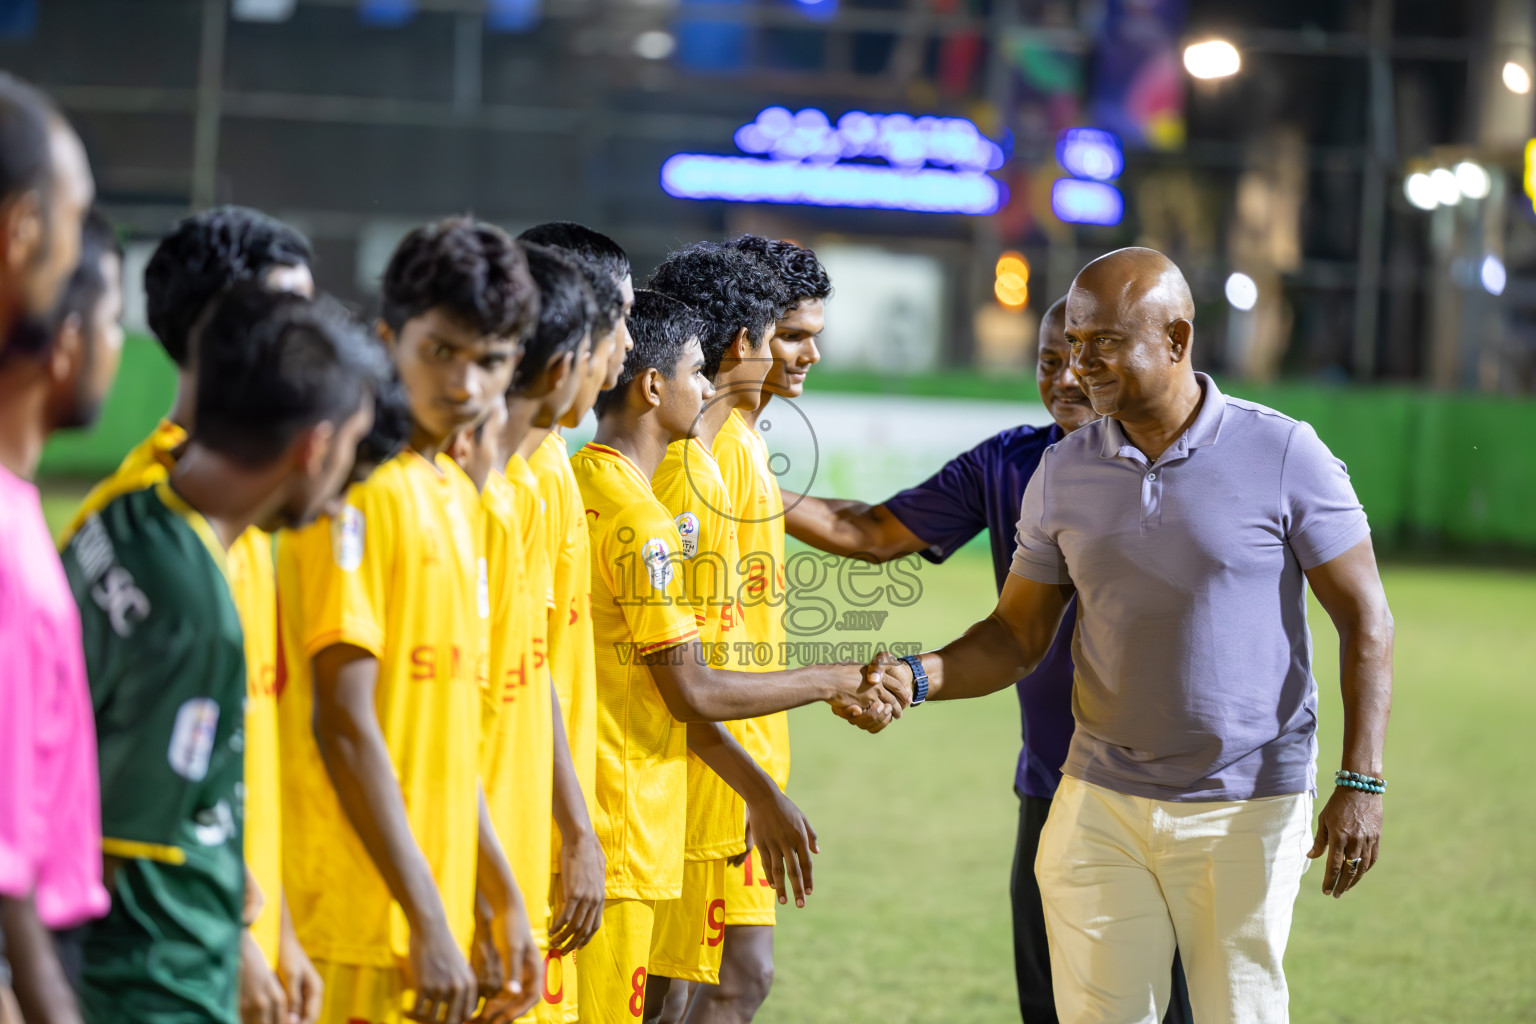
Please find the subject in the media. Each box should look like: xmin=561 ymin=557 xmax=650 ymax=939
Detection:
xmin=39 ymin=345 xmax=1536 ymax=552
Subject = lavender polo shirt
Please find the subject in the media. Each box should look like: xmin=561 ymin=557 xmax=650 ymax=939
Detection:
xmin=1009 ymin=374 xmax=1370 ymax=802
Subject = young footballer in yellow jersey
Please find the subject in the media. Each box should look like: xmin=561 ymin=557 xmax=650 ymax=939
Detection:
xmin=518 ymin=222 xmax=635 ymax=1024
xmin=573 ymin=291 xmax=898 ymax=1023
xmin=475 ymin=244 xmax=606 ymax=1024
xmin=56 ymin=208 xmax=325 ymax=1020
xmin=645 ymin=244 xmax=787 ymax=1023
xmin=274 ymin=219 xmax=541 ymax=1024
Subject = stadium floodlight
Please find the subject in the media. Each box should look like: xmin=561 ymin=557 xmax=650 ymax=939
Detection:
xmin=1404 ymin=172 xmax=1438 ymax=210
xmin=1225 ymin=272 xmax=1258 ymax=312
xmin=1057 ymin=128 xmax=1124 ymax=181
xmin=1481 ymin=255 xmax=1507 ymax=296
xmin=1183 ymin=40 xmax=1241 ymax=80
xmin=1430 ymin=167 xmax=1461 ymax=206
xmin=1050 ymin=179 xmax=1123 ymax=225
xmin=634 ymin=30 xmax=676 ymax=59
xmin=1504 ymin=61 xmax=1532 ymax=95
xmin=1455 ymin=161 xmax=1492 ymax=200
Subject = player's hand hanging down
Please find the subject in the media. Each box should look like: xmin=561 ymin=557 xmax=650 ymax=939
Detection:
xmin=549 ymin=829 xmax=606 ymax=955
xmin=742 ymin=788 xmax=820 ymax=909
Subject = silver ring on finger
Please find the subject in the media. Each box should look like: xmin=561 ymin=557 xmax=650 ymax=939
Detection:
xmin=1345 ymin=857 xmax=1362 ymax=870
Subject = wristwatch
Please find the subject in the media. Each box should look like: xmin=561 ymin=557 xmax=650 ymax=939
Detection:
xmin=896 ymin=654 xmax=929 ymax=706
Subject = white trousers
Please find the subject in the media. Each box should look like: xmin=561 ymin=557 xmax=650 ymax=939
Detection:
xmin=1035 ymin=776 xmax=1313 ymax=1024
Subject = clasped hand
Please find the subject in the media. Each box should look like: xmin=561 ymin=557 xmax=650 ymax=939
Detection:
xmin=828 ymin=651 xmax=913 ymax=733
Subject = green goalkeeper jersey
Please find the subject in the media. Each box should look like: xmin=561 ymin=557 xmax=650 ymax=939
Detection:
xmin=63 ymin=482 xmax=246 ymax=1024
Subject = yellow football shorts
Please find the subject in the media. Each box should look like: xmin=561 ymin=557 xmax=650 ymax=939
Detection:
xmin=722 ymin=847 xmax=777 ymax=927
xmin=576 ymin=898 xmax=655 ymax=1022
xmin=648 ymin=858 xmax=728 ymax=984
xmin=315 ymin=960 xmax=406 ymax=1024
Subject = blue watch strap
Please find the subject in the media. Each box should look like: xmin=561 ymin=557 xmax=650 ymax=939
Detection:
xmin=897 ymin=654 xmax=928 ymax=705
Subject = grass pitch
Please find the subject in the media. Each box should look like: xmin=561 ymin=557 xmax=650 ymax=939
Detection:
xmin=763 ymin=548 xmax=1536 ymax=1024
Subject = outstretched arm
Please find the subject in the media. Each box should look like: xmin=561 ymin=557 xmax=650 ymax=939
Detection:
xmin=780 ymin=493 xmax=926 ymax=563
xmin=643 ymin=647 xmax=897 ymax=724
xmin=863 ymin=573 xmax=1073 ymax=709
xmin=686 ymin=723 xmax=818 ymax=909
xmin=0 ymin=896 xmax=82 ymax=1024
xmin=1303 ymin=537 xmax=1394 ymax=897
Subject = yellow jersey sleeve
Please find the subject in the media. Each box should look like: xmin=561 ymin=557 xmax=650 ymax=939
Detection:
xmin=287 ymin=467 xmax=398 ymax=660
xmin=598 ymin=503 xmax=700 ymax=657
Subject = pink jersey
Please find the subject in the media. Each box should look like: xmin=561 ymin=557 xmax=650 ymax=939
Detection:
xmin=0 ymin=467 xmax=108 ymax=928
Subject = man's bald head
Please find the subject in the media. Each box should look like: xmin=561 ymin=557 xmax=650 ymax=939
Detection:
xmin=1063 ymin=248 xmax=1197 ymax=423
xmin=1070 ymin=247 xmax=1194 ymax=327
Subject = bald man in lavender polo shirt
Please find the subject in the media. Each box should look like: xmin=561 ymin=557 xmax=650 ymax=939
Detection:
xmin=862 ymin=248 xmax=1395 ymax=1023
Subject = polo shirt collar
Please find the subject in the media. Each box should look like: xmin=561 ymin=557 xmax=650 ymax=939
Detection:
xmin=1098 ymin=371 xmax=1227 ymax=460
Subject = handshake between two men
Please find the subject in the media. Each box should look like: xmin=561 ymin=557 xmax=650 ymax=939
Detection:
xmin=827 ymin=650 xmax=919 ymax=732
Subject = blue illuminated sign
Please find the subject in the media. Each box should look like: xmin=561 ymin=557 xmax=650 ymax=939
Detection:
xmin=1056 ymin=128 xmax=1123 ymax=181
xmin=662 ymin=106 xmax=1005 ymax=215
xmin=1051 ymin=179 xmax=1124 ymax=226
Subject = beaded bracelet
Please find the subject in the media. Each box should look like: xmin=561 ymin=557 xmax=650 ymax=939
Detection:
xmin=1334 ymin=770 xmax=1387 ymax=795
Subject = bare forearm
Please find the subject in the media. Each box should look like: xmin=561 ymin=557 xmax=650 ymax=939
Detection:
xmin=927 ymin=614 xmax=1051 ymax=702
xmin=781 ymin=493 xmax=915 ymax=562
xmin=549 ymin=686 xmax=593 ymax=843
xmin=685 ymin=722 xmax=777 ymax=805
xmin=0 ymin=896 xmax=81 ymax=1024
xmin=314 ymin=704 xmax=445 ymax=928
xmin=476 ymin=790 xmax=520 ymax=913
xmin=1336 ymin=611 xmax=1394 ymax=775
xmin=648 ymin=650 xmax=861 ymax=722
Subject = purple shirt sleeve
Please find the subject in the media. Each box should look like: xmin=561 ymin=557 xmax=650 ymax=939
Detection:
xmin=882 ymin=439 xmax=991 ymax=563
xmin=1009 ymin=451 xmax=1070 ymax=585
xmin=1281 ymin=421 xmax=1371 ymax=569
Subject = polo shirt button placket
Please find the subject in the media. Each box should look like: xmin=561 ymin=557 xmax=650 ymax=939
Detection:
xmin=1142 ymin=467 xmax=1163 ymax=533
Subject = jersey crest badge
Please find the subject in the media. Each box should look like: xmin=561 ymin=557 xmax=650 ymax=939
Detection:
xmin=641 ymin=537 xmax=674 ymax=590
xmin=674 ymin=513 xmax=699 ymax=559
xmin=333 ymin=504 xmax=364 ymax=571
xmin=168 ymin=698 xmax=220 ymax=781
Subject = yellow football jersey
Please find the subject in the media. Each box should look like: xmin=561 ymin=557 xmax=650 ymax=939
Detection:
xmin=528 ymin=432 xmax=597 ymax=856
xmin=275 ymin=450 xmax=485 ymax=967
xmin=61 ymin=419 xmax=284 ymax=964
xmin=651 ymin=439 xmax=748 ymax=862
xmin=480 ymin=459 xmax=554 ymax=945
xmin=571 ymin=442 xmax=699 ymax=900
xmin=711 ymin=411 xmax=790 ymax=791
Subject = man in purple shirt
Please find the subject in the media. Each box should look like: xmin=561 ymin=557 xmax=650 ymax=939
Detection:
xmin=863 ymin=248 xmax=1394 ymax=1023
xmin=784 ymin=299 xmax=1191 ymax=1024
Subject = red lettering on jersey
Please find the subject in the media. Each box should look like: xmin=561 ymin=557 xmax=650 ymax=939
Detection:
xmin=451 ymin=644 xmax=465 ymax=683
xmin=568 ymin=597 xmax=578 ymax=626
xmin=629 ymin=967 xmax=647 ymax=1017
xmin=410 ymin=645 xmax=436 ymax=681
xmin=702 ymin=898 xmax=726 ymax=947
xmin=532 ymin=636 xmax=547 ymax=670
xmin=543 ymin=951 xmax=563 ymax=1004
xmin=503 ymin=659 xmax=527 ymax=704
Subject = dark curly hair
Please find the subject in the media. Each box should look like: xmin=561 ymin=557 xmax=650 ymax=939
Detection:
xmin=143 ymin=206 xmax=313 ymax=368
xmin=648 ymin=241 xmax=790 ymax=379
xmin=515 ymin=243 xmax=597 ymax=390
xmin=517 ymin=221 xmax=631 ymax=285
xmin=592 ymin=289 xmax=704 ymax=420
xmin=518 ymin=222 xmax=626 ymax=339
xmin=728 ymin=234 xmax=832 ymax=305
xmin=194 ymin=285 xmax=389 ymax=468
xmin=381 ymin=216 xmax=538 ymax=343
